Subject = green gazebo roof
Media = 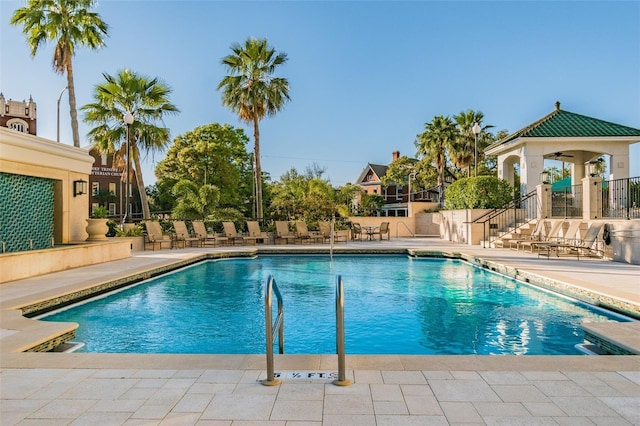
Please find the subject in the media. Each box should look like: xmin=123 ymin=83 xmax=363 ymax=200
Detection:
xmin=488 ymin=102 xmax=640 ymax=150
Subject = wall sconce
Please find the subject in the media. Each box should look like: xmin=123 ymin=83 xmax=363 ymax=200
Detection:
xmin=539 ymin=171 xmax=549 ymax=184
xmin=73 ymin=179 xmax=87 ymax=197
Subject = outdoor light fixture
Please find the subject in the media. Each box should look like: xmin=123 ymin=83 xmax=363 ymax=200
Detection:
xmin=123 ymin=111 xmax=134 ymax=224
xmin=472 ymin=122 xmax=481 ymax=177
xmin=540 ymin=171 xmax=550 ymax=184
xmin=73 ymin=179 xmax=87 ymax=197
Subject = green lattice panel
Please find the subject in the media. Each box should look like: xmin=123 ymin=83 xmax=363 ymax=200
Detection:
xmin=0 ymin=172 xmax=54 ymax=252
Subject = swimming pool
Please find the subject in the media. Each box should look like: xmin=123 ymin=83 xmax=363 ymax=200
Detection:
xmin=42 ymin=255 xmax=630 ymax=355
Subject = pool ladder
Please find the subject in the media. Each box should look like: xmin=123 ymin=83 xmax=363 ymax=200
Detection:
xmin=261 ymin=275 xmax=351 ymax=386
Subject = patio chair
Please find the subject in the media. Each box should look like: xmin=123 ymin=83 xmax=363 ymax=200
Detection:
xmin=500 ymin=219 xmax=548 ymax=249
xmin=318 ymin=220 xmax=348 ymax=243
xmin=547 ymin=222 xmax=605 ymax=259
xmin=295 ymin=221 xmax=323 ymax=244
xmin=192 ymin=220 xmax=229 ymax=246
xmin=172 ymin=220 xmax=202 ymax=248
xmin=246 ymin=221 xmax=270 ymax=244
xmin=275 ymin=221 xmax=297 ymax=244
xmin=143 ymin=221 xmax=172 ymax=250
xmin=535 ymin=220 xmax=583 ymax=258
xmin=223 ymin=221 xmax=257 ymax=245
xmin=351 ymin=222 xmax=363 ymax=241
xmin=519 ymin=220 xmax=564 ymax=253
xmin=376 ymin=222 xmax=391 ymax=240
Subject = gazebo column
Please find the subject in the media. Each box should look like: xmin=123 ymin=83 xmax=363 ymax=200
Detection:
xmin=609 ymin=153 xmax=630 ymax=181
xmin=521 ymin=155 xmax=545 ymax=195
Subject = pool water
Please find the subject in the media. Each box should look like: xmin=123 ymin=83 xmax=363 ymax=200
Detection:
xmin=42 ymin=255 xmax=629 ymax=355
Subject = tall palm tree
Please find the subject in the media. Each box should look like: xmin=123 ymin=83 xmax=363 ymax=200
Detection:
xmin=82 ymin=69 xmax=179 ymax=219
xmin=10 ymin=0 xmax=108 ymax=148
xmin=218 ymin=37 xmax=290 ymax=220
xmin=452 ymin=110 xmax=494 ymax=177
xmin=415 ymin=115 xmax=457 ymax=203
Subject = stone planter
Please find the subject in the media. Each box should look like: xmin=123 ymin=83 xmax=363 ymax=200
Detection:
xmin=85 ymin=218 xmax=109 ymax=241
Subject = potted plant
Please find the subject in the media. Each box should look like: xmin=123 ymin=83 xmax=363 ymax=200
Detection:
xmin=86 ymin=205 xmax=110 ymax=241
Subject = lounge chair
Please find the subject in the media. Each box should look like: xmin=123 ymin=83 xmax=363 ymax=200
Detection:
xmin=223 ymin=221 xmax=257 ymax=245
xmin=192 ymin=220 xmax=229 ymax=246
xmin=318 ymin=220 xmax=348 ymax=243
xmin=295 ymin=221 xmax=323 ymax=244
xmin=275 ymin=221 xmax=297 ymax=244
xmin=172 ymin=221 xmax=202 ymax=248
xmin=519 ymin=220 xmax=563 ymax=253
xmin=143 ymin=221 xmax=172 ymax=250
xmin=535 ymin=220 xmax=583 ymax=258
xmin=499 ymin=219 xmax=548 ymax=249
xmin=246 ymin=221 xmax=270 ymax=244
xmin=547 ymin=222 xmax=604 ymax=259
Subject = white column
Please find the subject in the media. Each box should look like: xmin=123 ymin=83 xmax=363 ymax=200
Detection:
xmin=582 ymin=176 xmax=603 ymax=220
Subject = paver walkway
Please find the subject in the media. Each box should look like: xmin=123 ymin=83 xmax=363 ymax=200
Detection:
xmin=1 ymin=238 xmax=639 ymax=425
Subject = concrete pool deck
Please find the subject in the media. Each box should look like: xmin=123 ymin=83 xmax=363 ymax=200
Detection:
xmin=1 ymin=238 xmax=639 ymax=424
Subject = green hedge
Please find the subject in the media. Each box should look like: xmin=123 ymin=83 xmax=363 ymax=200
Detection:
xmin=444 ymin=176 xmax=514 ymax=209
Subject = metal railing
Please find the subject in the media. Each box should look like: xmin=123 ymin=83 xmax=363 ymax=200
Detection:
xmin=471 ymin=190 xmax=538 ymax=247
xmin=395 ymin=221 xmax=415 ymax=238
xmin=551 ymin=184 xmax=583 ymax=218
xmin=602 ymin=176 xmax=640 ymax=219
xmin=261 ymin=275 xmax=284 ymax=386
xmin=333 ymin=275 xmax=351 ymax=386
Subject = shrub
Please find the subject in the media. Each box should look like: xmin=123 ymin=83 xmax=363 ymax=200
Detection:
xmin=444 ymin=176 xmax=514 ymax=209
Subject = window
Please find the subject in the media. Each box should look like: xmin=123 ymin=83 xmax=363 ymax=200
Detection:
xmin=108 ymin=183 xmax=116 ymax=196
xmin=101 ymin=154 xmax=108 ymax=166
xmin=92 ymin=182 xmax=99 ymax=196
xmin=108 ymin=203 xmax=116 ymax=216
xmin=7 ymin=119 xmax=27 ymax=133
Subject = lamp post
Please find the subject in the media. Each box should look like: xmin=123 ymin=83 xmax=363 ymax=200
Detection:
xmin=56 ymin=87 xmax=68 ymax=142
xmin=408 ymin=171 xmax=416 ymax=202
xmin=472 ymin=122 xmax=481 ymax=177
xmin=123 ymin=111 xmax=134 ymax=224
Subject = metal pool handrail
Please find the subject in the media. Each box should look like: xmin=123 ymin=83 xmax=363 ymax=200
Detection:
xmin=261 ymin=275 xmax=284 ymax=386
xmin=334 ymin=275 xmax=352 ymax=386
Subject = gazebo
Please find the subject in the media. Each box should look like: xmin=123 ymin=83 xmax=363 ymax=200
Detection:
xmin=485 ymin=102 xmax=640 ymax=195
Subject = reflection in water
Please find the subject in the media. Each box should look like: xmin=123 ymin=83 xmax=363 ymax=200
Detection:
xmin=42 ymin=255 xmax=628 ymax=354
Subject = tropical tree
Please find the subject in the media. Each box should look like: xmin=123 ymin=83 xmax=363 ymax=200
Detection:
xmin=155 ymin=123 xmax=252 ymax=215
xmin=217 ymin=37 xmax=291 ymax=221
xmin=452 ymin=110 xmax=494 ymax=177
xmin=10 ymin=0 xmax=108 ymax=148
xmin=171 ymin=180 xmax=220 ymax=220
xmin=415 ymin=115 xmax=457 ymax=202
xmin=82 ymin=69 xmax=179 ymax=219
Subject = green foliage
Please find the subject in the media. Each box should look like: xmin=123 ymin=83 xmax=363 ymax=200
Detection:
xmin=269 ymin=167 xmax=337 ymax=223
xmin=359 ymin=193 xmax=385 ymax=216
xmin=444 ymin=176 xmax=514 ymax=209
xmin=91 ymin=205 xmax=108 ymax=218
xmin=155 ymin=123 xmax=252 ymax=215
xmin=171 ymin=180 xmax=220 ymax=220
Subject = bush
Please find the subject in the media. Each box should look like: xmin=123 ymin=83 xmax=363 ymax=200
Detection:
xmin=444 ymin=176 xmax=514 ymax=209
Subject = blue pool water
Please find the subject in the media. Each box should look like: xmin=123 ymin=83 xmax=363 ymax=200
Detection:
xmin=42 ymin=255 xmax=629 ymax=355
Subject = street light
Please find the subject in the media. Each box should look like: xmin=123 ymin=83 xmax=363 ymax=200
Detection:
xmin=472 ymin=122 xmax=481 ymax=177
xmin=408 ymin=171 xmax=416 ymax=202
xmin=123 ymin=111 xmax=134 ymax=224
xmin=56 ymin=87 xmax=68 ymax=142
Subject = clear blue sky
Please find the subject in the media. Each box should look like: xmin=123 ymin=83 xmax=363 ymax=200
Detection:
xmin=2 ymin=0 xmax=639 ymax=186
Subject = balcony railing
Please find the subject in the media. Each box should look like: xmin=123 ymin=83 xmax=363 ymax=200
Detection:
xmin=602 ymin=176 xmax=640 ymax=219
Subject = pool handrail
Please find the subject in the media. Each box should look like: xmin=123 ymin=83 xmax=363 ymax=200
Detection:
xmin=262 ymin=275 xmax=284 ymax=386
xmin=334 ymin=275 xmax=352 ymax=386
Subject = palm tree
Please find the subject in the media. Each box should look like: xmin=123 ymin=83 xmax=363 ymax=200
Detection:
xmin=415 ymin=115 xmax=457 ymax=203
xmin=82 ymin=69 xmax=179 ymax=219
xmin=218 ymin=37 xmax=291 ymax=221
xmin=452 ymin=110 xmax=493 ymax=177
xmin=10 ymin=0 xmax=108 ymax=148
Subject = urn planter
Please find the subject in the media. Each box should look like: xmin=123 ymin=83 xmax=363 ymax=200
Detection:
xmin=86 ymin=218 xmax=109 ymax=241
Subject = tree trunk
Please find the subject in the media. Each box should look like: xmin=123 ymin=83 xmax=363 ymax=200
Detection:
xmin=253 ymin=114 xmax=263 ymax=221
xmin=65 ymin=62 xmax=81 ymax=148
xmin=133 ymin=146 xmax=152 ymax=220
